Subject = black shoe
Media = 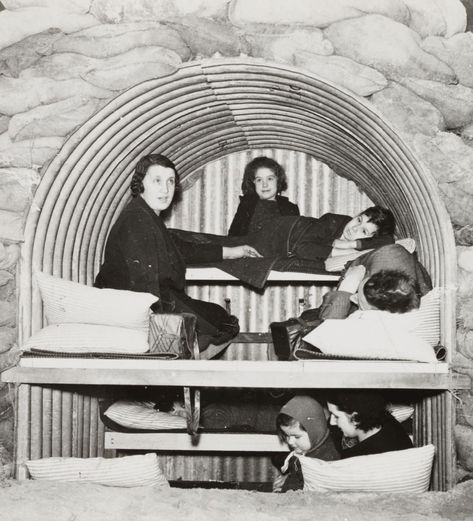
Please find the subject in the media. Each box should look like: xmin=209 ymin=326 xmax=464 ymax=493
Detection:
xmin=270 ymin=319 xmax=302 ymax=361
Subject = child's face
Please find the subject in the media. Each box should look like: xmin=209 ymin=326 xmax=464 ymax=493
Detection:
xmin=280 ymin=423 xmax=312 ymax=454
xmin=327 ymin=403 xmax=359 ymax=438
xmin=254 ymin=168 xmax=278 ymax=201
xmin=340 ymin=214 xmax=378 ymax=242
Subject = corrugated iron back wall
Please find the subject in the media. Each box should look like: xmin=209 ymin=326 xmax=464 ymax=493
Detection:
xmin=157 ymin=149 xmax=371 ymax=482
xmin=169 ymin=148 xmax=371 ymax=340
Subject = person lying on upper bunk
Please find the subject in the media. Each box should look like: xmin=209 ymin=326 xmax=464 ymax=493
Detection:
xmin=169 ymin=205 xmax=396 ymax=288
xmin=270 ymin=241 xmax=433 ymax=360
xmin=228 ymin=156 xmax=300 ymax=236
xmin=94 ymin=153 xmax=260 ymax=355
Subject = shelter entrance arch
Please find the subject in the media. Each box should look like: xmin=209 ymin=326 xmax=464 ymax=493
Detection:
xmin=17 ymin=58 xmax=458 ymax=490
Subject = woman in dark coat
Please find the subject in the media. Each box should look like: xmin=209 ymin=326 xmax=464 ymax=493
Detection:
xmin=228 ymin=156 xmax=299 ymax=236
xmin=95 ymin=154 xmax=259 ymax=351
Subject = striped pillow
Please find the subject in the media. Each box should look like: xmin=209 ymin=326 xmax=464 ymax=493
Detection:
xmin=26 ymin=453 xmax=168 ymax=488
xmin=35 ymin=271 xmax=158 ymax=331
xmin=22 ymin=323 xmax=149 ymax=353
xmin=299 ymin=444 xmax=435 ymax=493
xmin=412 ymin=288 xmax=441 ymax=347
xmin=387 ymin=403 xmax=414 ymax=424
xmin=104 ymin=401 xmax=187 ymax=430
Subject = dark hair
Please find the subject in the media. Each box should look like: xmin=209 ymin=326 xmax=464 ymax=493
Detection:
xmin=360 ymin=206 xmax=396 ymax=237
xmin=276 ymin=412 xmax=306 ymax=442
xmin=241 ymin=156 xmax=288 ymax=196
xmin=130 ymin=154 xmax=182 ymax=205
xmin=363 ymin=269 xmax=421 ymax=313
xmin=328 ymin=390 xmax=389 ymax=432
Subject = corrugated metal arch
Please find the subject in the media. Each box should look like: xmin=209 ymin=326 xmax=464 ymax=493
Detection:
xmin=20 ymin=58 xmax=456 ymax=352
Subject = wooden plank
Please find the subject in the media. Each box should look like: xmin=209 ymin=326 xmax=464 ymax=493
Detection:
xmin=2 ymin=360 xmax=469 ymax=390
xmin=186 ymin=267 xmax=339 ymax=283
xmin=105 ymin=432 xmax=286 ymax=452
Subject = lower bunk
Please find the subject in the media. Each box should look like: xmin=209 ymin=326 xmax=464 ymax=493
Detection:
xmin=2 ymin=356 xmax=469 ymax=490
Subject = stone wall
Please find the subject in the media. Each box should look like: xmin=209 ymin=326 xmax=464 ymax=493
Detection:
xmin=0 ymin=0 xmax=472 ymax=480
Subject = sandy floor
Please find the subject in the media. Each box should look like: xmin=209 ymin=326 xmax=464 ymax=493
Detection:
xmin=1 ymin=479 xmax=473 ymax=521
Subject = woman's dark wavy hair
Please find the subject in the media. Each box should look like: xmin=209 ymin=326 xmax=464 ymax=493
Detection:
xmin=130 ymin=154 xmax=182 ymax=205
xmin=241 ymin=156 xmax=288 ymax=196
xmin=363 ymin=269 xmax=421 ymax=313
xmin=360 ymin=206 xmax=396 ymax=237
xmin=328 ymin=390 xmax=390 ymax=433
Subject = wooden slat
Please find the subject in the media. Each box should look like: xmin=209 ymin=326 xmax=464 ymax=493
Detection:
xmin=2 ymin=361 xmax=469 ymax=390
xmin=186 ymin=267 xmax=340 ymax=282
xmin=105 ymin=432 xmax=286 ymax=452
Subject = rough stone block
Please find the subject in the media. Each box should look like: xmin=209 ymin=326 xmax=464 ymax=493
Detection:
xmin=83 ymin=48 xmax=181 ymax=90
xmin=295 ymin=51 xmax=387 ymax=96
xmin=324 ymin=14 xmax=456 ymax=83
xmin=90 ymin=0 xmax=179 ymax=24
xmin=399 ymin=77 xmax=473 ymax=129
xmin=0 ymin=7 xmax=99 ymax=50
xmin=409 ymin=132 xmax=473 ymax=227
xmin=229 ymin=0 xmax=409 ymax=28
xmin=0 ymin=301 xmax=15 ymax=327
xmin=422 ymin=33 xmax=473 ymax=89
xmin=169 ymin=16 xmax=247 ymax=57
xmin=52 ymin=22 xmax=191 ymax=61
xmin=457 ymin=391 xmax=473 ymax=428
xmin=0 ymin=28 xmax=62 ymax=78
xmin=0 ymin=76 xmax=112 ymax=116
xmin=458 ymin=246 xmax=473 ymax=272
xmin=9 ymin=97 xmax=105 ymax=141
xmin=455 ymin=424 xmax=473 ymax=471
xmin=0 ymin=133 xmax=63 ymax=169
xmin=370 ymin=81 xmax=445 ymax=136
xmin=0 ymin=244 xmax=20 ymax=271
xmin=402 ymin=0 xmax=466 ymax=38
xmin=245 ymin=28 xmax=333 ymax=63
xmin=2 ymin=0 xmax=91 ymax=13
xmin=21 ymin=46 xmax=181 ymax=85
xmin=0 ymin=167 xmax=39 ymax=212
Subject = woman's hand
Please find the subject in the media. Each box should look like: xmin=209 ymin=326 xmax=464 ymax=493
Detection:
xmin=222 ymin=245 xmax=263 ymax=259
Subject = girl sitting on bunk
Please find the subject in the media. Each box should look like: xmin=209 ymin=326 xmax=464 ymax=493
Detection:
xmin=228 ymin=156 xmax=300 ymax=236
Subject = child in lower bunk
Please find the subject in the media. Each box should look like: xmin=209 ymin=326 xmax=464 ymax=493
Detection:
xmin=228 ymin=156 xmax=299 ymax=236
xmin=274 ymin=391 xmax=413 ymax=492
xmin=326 ymin=389 xmax=413 ymax=458
xmin=274 ymin=395 xmax=341 ymax=492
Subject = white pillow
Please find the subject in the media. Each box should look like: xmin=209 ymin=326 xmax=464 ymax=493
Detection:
xmin=22 ymin=323 xmax=149 ymax=354
xmin=411 ymin=288 xmax=441 ymax=347
xmin=303 ymin=310 xmax=437 ymax=362
xmin=387 ymin=403 xmax=415 ymax=424
xmin=35 ymin=271 xmax=158 ymax=331
xmin=299 ymin=444 xmax=435 ymax=493
xmin=325 ymin=238 xmax=416 ymax=272
xmin=104 ymin=401 xmax=187 ymax=430
xmin=26 ymin=453 xmax=168 ymax=488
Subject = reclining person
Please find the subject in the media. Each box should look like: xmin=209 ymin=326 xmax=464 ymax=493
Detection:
xmin=297 ymin=268 xmax=437 ymax=362
xmin=271 ymin=241 xmax=432 ymax=359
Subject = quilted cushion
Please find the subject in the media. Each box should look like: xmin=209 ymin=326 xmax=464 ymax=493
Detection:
xmin=26 ymin=453 xmax=168 ymax=488
xmin=299 ymin=444 xmax=435 ymax=493
xmin=22 ymin=323 xmax=149 ymax=354
xmin=35 ymin=271 xmax=157 ymax=331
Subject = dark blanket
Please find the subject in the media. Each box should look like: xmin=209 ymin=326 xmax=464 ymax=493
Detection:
xmin=169 ymin=228 xmax=329 ymax=289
